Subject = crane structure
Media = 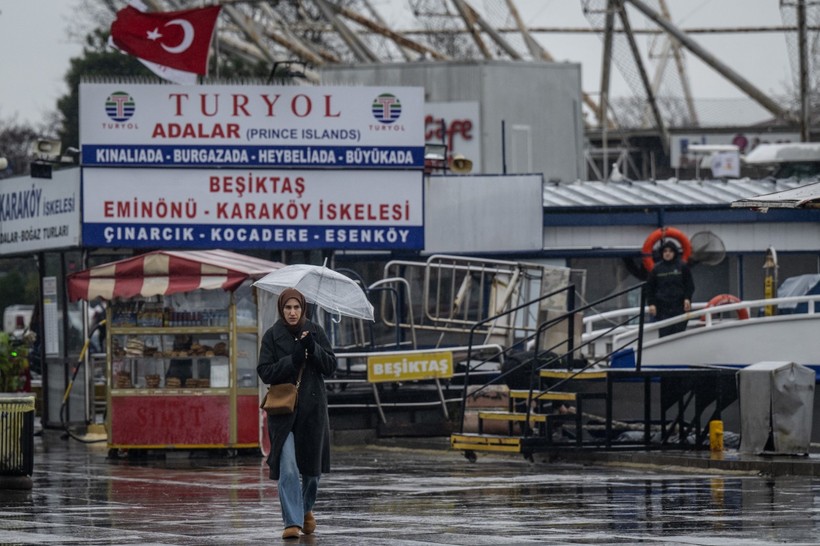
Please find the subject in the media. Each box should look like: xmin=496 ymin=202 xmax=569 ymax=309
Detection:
xmin=102 ymin=1 xmax=817 ymax=146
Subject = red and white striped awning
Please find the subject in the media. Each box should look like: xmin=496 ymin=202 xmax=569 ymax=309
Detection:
xmin=67 ymin=249 xmax=285 ymax=302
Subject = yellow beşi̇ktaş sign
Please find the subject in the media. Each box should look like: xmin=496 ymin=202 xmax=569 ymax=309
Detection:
xmin=367 ymin=351 xmax=453 ymax=383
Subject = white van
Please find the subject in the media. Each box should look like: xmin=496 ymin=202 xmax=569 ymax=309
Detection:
xmin=3 ymin=304 xmax=34 ymax=339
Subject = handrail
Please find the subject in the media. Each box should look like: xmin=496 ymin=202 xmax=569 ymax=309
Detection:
xmin=583 ymin=303 xmax=706 ymax=334
xmin=458 ymin=283 xmax=577 ymax=434
xmin=520 ymin=284 xmax=646 ymax=430
xmin=456 ymin=282 xmax=647 ymax=435
xmin=334 ymin=344 xmax=504 ymax=362
xmin=611 ymin=294 xmax=820 ymax=349
xmin=367 ymin=285 xmax=399 ymax=348
xmin=370 ymin=276 xmax=417 ymax=349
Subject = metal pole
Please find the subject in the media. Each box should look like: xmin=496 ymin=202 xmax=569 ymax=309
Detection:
xmin=600 ymin=0 xmax=616 ymax=180
xmin=798 ymin=0 xmax=810 ymax=141
xmin=566 ymin=288 xmax=576 ymax=370
xmin=451 ymin=0 xmax=492 ymax=58
xmin=659 ymin=0 xmax=698 ymax=125
xmin=637 ymin=283 xmax=646 ymax=372
xmin=626 ymin=0 xmax=788 ymax=120
xmin=617 ymin=1 xmax=670 ymax=155
xmin=501 ymin=120 xmax=507 ymax=174
xmin=738 ymin=254 xmax=745 ymax=301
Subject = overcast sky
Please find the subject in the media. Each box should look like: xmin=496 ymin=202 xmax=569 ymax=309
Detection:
xmin=0 ymin=0 xmax=85 ymax=127
xmin=0 ymin=0 xmax=797 ymax=130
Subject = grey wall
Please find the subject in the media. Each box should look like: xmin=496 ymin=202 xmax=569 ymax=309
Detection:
xmin=423 ymin=173 xmax=543 ymax=253
xmin=321 ymin=61 xmax=584 ymax=183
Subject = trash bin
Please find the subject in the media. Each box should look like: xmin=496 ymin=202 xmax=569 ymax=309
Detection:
xmin=0 ymin=393 xmax=35 ymax=490
xmin=738 ymin=361 xmax=815 ymax=455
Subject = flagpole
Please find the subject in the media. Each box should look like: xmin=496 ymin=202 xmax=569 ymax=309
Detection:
xmin=212 ymin=8 xmax=219 ymax=80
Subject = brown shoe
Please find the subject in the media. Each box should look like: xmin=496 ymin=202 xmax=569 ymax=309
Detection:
xmin=303 ymin=512 xmax=316 ymax=534
xmin=282 ymin=526 xmax=300 ymax=539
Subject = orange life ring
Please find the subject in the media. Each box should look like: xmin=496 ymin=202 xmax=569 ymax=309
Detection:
xmin=642 ymin=227 xmax=692 ymax=271
xmin=701 ymin=294 xmax=750 ymax=321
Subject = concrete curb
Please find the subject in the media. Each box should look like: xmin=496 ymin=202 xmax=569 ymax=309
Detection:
xmin=353 ymin=433 xmax=820 ymax=477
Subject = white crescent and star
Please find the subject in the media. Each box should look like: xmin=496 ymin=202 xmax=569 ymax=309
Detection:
xmin=145 ymin=18 xmax=194 ymax=54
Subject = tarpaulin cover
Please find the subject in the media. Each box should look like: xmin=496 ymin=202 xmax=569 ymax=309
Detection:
xmin=67 ymin=249 xmax=285 ymax=302
xmin=777 ymin=274 xmax=820 ymax=313
xmin=738 ymin=361 xmax=815 ymax=455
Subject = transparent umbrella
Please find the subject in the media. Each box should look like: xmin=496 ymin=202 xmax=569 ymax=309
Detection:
xmin=252 ymin=263 xmax=374 ymax=321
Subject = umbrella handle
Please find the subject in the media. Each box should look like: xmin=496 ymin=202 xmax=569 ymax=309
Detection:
xmin=312 ymin=301 xmax=342 ymax=323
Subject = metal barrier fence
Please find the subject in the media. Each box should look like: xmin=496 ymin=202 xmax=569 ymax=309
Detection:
xmin=330 ymin=344 xmax=505 ymax=423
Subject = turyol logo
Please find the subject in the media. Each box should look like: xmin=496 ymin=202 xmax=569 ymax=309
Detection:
xmin=105 ymin=91 xmax=136 ymax=122
xmin=371 ymin=93 xmax=402 ymax=124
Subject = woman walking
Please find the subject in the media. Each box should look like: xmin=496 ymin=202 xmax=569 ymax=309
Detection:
xmin=258 ymin=288 xmax=337 ymax=539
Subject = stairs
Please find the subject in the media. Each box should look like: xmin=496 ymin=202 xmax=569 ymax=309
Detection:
xmin=450 ymin=368 xmax=609 ymax=457
xmin=449 ymin=279 xmax=647 ymax=459
xmin=449 ymin=283 xmax=742 ymax=459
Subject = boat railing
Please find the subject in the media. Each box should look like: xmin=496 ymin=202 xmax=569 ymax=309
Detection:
xmin=583 ymin=302 xmax=707 ymax=336
xmin=600 ymin=294 xmax=820 ymax=354
xmin=582 ymin=302 xmax=706 ymax=358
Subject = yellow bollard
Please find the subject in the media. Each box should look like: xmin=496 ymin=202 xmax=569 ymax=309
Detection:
xmin=709 ymin=420 xmax=724 ymax=452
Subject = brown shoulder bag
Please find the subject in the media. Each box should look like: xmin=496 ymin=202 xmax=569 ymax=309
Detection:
xmin=260 ymin=366 xmax=304 ymax=415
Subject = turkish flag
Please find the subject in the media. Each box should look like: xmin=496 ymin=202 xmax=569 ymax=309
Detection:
xmin=110 ymin=5 xmax=221 ymax=75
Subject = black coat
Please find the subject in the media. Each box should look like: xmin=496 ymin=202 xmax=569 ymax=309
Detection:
xmin=646 ymin=258 xmax=695 ymax=317
xmin=257 ymin=319 xmax=337 ymax=480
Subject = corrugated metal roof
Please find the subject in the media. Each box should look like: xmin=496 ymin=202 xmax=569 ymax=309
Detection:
xmin=731 ymin=180 xmax=820 ymax=209
xmin=543 ymin=177 xmax=818 ymax=208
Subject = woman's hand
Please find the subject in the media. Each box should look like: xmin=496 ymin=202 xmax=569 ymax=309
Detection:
xmin=300 ymin=331 xmax=316 ymax=354
xmin=292 ymin=343 xmax=306 ymax=365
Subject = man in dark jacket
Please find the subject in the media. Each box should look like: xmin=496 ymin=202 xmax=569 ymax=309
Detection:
xmin=257 ymin=288 xmax=337 ymax=539
xmin=646 ymin=240 xmax=695 ymax=337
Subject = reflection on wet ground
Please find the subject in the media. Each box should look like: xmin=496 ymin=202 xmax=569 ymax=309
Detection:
xmin=1 ymin=432 xmax=819 ymax=545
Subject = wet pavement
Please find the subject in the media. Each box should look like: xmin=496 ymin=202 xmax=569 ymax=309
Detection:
xmin=2 ymin=430 xmax=820 ymax=545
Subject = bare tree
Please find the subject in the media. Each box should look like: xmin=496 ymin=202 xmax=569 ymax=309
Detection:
xmin=0 ymin=119 xmax=41 ymax=178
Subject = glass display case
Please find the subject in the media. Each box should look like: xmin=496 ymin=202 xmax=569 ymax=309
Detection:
xmin=105 ymin=282 xmax=262 ymax=450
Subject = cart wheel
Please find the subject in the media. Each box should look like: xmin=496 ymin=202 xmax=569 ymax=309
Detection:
xmin=107 ymin=449 xmax=119 ymax=460
xmin=463 ymin=450 xmax=477 ymax=463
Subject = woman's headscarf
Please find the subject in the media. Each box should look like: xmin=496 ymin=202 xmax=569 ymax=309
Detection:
xmin=277 ymin=287 xmax=307 ymax=334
